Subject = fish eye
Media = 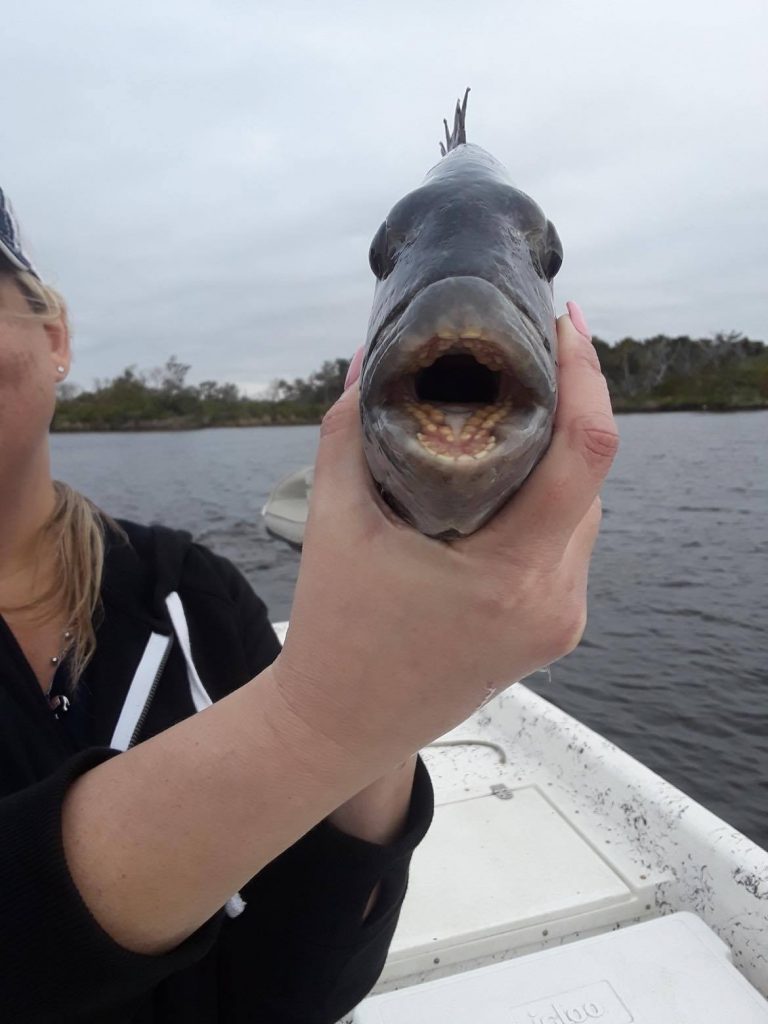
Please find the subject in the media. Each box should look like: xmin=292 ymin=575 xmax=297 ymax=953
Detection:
xmin=368 ymin=220 xmax=410 ymax=280
xmin=368 ymin=221 xmax=391 ymax=280
xmin=543 ymin=248 xmax=563 ymax=279
xmin=542 ymin=221 xmax=563 ymax=280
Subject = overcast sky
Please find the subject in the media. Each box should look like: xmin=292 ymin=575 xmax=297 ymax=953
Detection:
xmin=2 ymin=0 xmax=766 ymax=393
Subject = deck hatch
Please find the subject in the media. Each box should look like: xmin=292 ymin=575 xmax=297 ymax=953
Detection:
xmin=389 ymin=786 xmax=632 ymax=963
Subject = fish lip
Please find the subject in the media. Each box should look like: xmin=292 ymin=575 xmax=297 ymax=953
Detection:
xmin=359 ymin=276 xmax=556 ymax=521
xmin=363 ymin=276 xmax=555 ymax=409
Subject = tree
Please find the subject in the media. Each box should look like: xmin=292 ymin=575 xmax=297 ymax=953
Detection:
xmin=56 ymin=381 xmax=81 ymax=401
xmin=161 ymin=355 xmax=191 ymax=394
xmin=264 ymin=379 xmax=285 ymax=402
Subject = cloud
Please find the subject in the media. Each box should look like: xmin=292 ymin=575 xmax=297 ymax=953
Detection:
xmin=2 ymin=0 xmax=766 ymax=389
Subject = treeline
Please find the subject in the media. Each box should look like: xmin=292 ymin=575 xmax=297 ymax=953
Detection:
xmin=52 ymin=333 xmax=767 ymax=432
xmin=52 ymin=357 xmax=352 ymax=431
xmin=594 ymin=331 xmax=767 ymax=411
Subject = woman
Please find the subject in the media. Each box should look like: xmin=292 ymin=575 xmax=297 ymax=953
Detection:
xmin=0 ymin=187 xmax=618 ymax=1023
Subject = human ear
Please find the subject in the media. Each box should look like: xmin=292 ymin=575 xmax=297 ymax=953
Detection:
xmin=45 ymin=311 xmax=71 ymax=381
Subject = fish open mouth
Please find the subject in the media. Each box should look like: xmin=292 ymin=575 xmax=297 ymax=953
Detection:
xmin=383 ymin=334 xmax=544 ymax=463
xmin=361 ymin=277 xmax=557 ymax=534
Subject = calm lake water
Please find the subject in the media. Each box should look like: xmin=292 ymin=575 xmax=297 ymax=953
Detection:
xmin=50 ymin=412 xmax=768 ymax=848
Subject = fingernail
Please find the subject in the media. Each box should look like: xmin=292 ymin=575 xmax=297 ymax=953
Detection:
xmin=566 ymin=301 xmax=591 ymax=341
xmin=344 ymin=346 xmax=364 ymax=390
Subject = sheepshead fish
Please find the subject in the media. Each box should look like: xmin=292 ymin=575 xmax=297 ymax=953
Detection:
xmin=360 ymin=90 xmax=562 ymax=537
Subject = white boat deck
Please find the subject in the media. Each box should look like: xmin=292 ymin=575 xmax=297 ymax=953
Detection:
xmin=271 ymin=623 xmax=768 ymax=1015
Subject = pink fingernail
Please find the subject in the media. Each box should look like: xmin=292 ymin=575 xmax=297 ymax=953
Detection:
xmin=344 ymin=347 xmax=364 ymax=390
xmin=566 ymin=301 xmax=591 ymax=341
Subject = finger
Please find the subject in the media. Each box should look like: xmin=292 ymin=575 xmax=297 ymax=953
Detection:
xmin=543 ymin=499 xmax=603 ymax=658
xmin=309 ymin=383 xmax=372 ymax=517
xmin=311 ymin=343 xmax=367 ymax=510
xmin=473 ymin=311 xmax=618 ymax=558
xmin=564 ymin=496 xmax=602 ymax=565
xmin=310 ymin=380 xmax=421 ymax=538
xmin=344 ymin=346 xmax=364 ymax=390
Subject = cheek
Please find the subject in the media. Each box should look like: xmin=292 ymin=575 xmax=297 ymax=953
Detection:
xmin=0 ymin=348 xmax=39 ymax=388
xmin=0 ymin=344 xmax=55 ymax=434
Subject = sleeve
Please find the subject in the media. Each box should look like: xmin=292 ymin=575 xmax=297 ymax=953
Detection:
xmin=0 ymin=748 xmax=223 ymax=1024
xmin=215 ymin=558 xmax=436 ymax=1023
xmin=219 ymin=758 xmax=434 ymax=1024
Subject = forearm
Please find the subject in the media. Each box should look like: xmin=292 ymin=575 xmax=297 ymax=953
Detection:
xmin=62 ymin=664 xmax=389 ymax=957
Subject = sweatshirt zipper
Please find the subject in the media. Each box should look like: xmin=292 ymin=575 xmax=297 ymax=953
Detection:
xmin=127 ymin=634 xmax=173 ymax=748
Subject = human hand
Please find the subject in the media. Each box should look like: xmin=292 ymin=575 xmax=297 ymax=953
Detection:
xmin=269 ymin=309 xmax=618 ymax=776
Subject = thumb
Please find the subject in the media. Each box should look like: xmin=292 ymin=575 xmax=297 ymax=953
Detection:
xmin=310 ymin=379 xmax=372 ymax=516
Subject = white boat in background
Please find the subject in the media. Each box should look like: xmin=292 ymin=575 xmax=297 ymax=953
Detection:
xmin=265 ymin=482 xmax=768 ymax=1020
xmin=261 ymin=466 xmax=313 ymax=549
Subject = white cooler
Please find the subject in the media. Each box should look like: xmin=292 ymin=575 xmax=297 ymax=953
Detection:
xmin=354 ymin=912 xmax=768 ymax=1023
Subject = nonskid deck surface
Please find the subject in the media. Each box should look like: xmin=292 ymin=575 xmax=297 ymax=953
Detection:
xmin=270 ymin=624 xmax=768 ymax=1012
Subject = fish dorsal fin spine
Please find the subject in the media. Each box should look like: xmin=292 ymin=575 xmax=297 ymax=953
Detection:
xmin=439 ymin=88 xmax=470 ymax=157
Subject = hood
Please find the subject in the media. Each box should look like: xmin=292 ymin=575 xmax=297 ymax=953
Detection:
xmin=101 ymin=519 xmax=198 ymax=633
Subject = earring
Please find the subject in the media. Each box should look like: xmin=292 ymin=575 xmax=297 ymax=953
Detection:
xmin=57 ymin=366 xmax=65 ymax=373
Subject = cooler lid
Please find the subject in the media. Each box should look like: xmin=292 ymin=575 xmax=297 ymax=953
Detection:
xmin=355 ymin=913 xmax=768 ymax=1023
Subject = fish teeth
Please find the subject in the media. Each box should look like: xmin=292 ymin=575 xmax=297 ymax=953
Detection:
xmin=474 ymin=353 xmax=504 ymax=370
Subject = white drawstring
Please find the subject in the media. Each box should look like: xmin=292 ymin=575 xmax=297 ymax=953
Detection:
xmin=165 ymin=592 xmax=214 ymax=713
xmin=164 ymin=592 xmax=247 ymax=919
xmin=107 ymin=592 xmax=246 ymax=918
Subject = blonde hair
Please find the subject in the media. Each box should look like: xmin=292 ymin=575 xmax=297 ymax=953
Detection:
xmin=1 ymin=259 xmax=123 ymax=688
xmin=12 ymin=267 xmax=65 ymax=320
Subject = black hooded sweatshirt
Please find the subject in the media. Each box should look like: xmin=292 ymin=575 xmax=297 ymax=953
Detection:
xmin=0 ymin=520 xmax=433 ymax=1023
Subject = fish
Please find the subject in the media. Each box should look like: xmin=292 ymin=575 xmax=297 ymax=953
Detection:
xmin=359 ymin=89 xmax=562 ymax=538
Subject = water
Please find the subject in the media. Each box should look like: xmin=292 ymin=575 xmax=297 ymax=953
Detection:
xmin=50 ymin=412 xmax=768 ymax=848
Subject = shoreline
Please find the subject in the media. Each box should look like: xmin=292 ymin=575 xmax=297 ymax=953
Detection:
xmin=611 ymin=403 xmax=768 ymax=414
xmin=51 ymin=420 xmax=320 ymax=434
xmin=50 ymin=404 xmax=768 ymax=434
